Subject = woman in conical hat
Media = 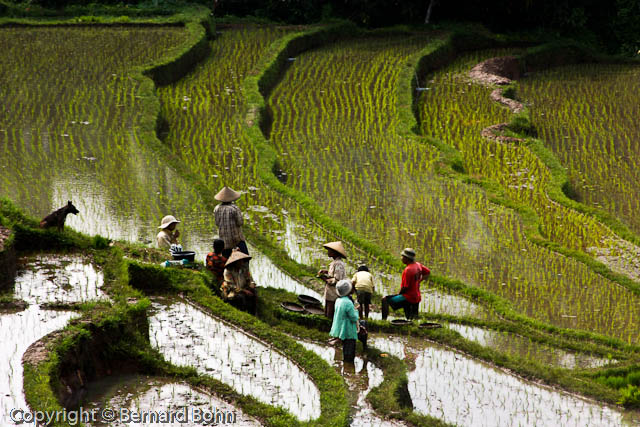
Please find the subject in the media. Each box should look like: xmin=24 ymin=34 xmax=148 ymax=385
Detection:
xmin=214 ymin=186 xmax=248 ymax=255
xmin=156 ymin=215 xmax=180 ymax=249
xmin=317 ymin=241 xmax=348 ymax=320
xmin=221 ymin=249 xmax=257 ymax=315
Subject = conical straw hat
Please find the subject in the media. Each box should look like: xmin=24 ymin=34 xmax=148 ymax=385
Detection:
xmin=215 ymin=186 xmax=241 ymax=202
xmin=158 ymin=215 xmax=180 ymax=229
xmin=225 ymin=250 xmax=252 ymax=267
xmin=322 ymin=241 xmax=347 ymax=258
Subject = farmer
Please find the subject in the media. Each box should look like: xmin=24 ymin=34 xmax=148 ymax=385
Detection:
xmin=317 ymin=241 xmax=347 ymax=320
xmin=156 ymin=215 xmax=180 ymax=249
xmin=381 ymin=248 xmax=430 ymax=320
xmin=352 ymin=265 xmax=374 ymax=320
xmin=221 ymin=250 xmax=257 ymax=315
xmin=214 ymin=186 xmax=248 ymax=255
xmin=329 ymin=279 xmax=359 ymax=363
xmin=206 ymin=238 xmax=228 ymax=283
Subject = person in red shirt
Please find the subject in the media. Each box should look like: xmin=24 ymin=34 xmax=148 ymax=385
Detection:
xmin=381 ymin=248 xmax=430 ymax=320
xmin=206 ymin=238 xmax=228 ymax=284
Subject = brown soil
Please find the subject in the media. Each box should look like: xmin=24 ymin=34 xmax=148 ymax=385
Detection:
xmin=469 ymin=56 xmax=521 ymax=85
xmin=490 ymin=88 xmax=524 ymax=113
xmin=481 ymin=123 xmax=523 ymax=144
xmin=0 ymin=225 xmax=10 ymax=251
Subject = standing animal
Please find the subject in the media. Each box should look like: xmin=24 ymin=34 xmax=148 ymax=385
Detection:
xmin=39 ymin=201 xmax=79 ymax=231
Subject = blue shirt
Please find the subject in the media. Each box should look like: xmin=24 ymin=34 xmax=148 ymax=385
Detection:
xmin=330 ymin=296 xmax=358 ymax=340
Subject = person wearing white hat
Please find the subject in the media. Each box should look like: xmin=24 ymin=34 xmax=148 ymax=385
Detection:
xmin=156 ymin=215 xmax=181 ymax=249
xmin=317 ymin=241 xmax=348 ymax=320
xmin=214 ymin=186 xmax=248 ymax=255
xmin=381 ymin=248 xmax=430 ymax=320
xmin=329 ymin=279 xmax=358 ymax=363
xmin=221 ymin=250 xmax=257 ymax=315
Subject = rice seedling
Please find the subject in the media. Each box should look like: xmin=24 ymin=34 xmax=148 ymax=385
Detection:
xmin=405 ymin=339 xmax=631 ymax=426
xmin=267 ymin=39 xmax=640 ymax=342
xmin=83 ymin=378 xmax=260 ymax=427
xmin=0 ymin=307 xmax=79 ymax=426
xmin=148 ymin=300 xmax=321 ymax=420
xmin=447 ymin=323 xmax=612 ymax=369
xmin=518 ymin=64 xmax=640 ymax=236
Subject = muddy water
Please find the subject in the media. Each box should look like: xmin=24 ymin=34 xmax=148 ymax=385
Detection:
xmin=149 ymin=300 xmax=321 ymax=421
xmin=0 ymin=307 xmax=79 ymax=426
xmin=0 ymin=254 xmax=108 ymax=425
xmin=448 ymin=323 xmax=613 ymax=369
xmin=14 ymin=254 xmax=107 ymax=304
xmin=370 ymin=334 xmax=635 ymax=426
xmin=297 ymin=340 xmax=405 ymax=427
xmin=84 ymin=375 xmax=260 ymax=426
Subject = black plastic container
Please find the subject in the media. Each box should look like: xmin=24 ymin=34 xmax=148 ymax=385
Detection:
xmin=171 ymin=251 xmax=196 ymax=262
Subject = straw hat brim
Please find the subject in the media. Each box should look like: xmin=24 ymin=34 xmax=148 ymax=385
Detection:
xmin=323 ymin=241 xmax=347 ymax=258
xmin=158 ymin=216 xmax=180 ymax=229
xmin=215 ymin=186 xmax=241 ymax=202
xmin=225 ymin=251 xmax=252 ymax=267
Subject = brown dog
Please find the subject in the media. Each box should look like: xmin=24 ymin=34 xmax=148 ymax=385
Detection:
xmin=39 ymin=201 xmax=79 ymax=231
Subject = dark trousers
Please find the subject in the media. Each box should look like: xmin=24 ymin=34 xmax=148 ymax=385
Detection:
xmin=343 ymin=339 xmax=356 ymax=363
xmin=236 ymin=241 xmax=249 ymax=255
xmin=325 ymin=299 xmax=336 ymax=320
xmin=382 ymin=295 xmax=419 ymax=320
xmin=228 ymin=291 xmax=257 ymax=315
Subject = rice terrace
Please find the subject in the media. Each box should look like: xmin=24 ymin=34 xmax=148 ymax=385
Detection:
xmin=1 ymin=0 xmax=640 ymax=426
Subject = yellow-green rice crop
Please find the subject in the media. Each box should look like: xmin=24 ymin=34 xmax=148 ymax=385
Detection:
xmin=268 ymin=40 xmax=640 ymax=343
xmin=419 ymin=50 xmax=616 ymax=253
xmin=518 ymin=64 xmax=640 ymax=236
xmin=0 ymin=27 xmax=198 ymax=242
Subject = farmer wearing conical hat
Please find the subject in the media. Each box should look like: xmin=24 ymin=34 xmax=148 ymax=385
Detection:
xmin=318 ymin=241 xmax=348 ymax=320
xmin=214 ymin=186 xmax=248 ymax=255
xmin=221 ymin=249 xmax=257 ymax=315
xmin=381 ymin=248 xmax=430 ymax=320
xmin=156 ymin=215 xmax=180 ymax=249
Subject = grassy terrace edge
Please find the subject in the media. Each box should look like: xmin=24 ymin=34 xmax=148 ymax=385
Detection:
xmin=239 ymin=22 xmax=640 ymax=408
xmin=246 ymin=23 xmax=640 ymax=349
xmin=0 ymin=198 xmax=350 ymax=427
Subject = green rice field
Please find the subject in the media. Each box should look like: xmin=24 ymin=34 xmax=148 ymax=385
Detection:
xmin=3 ymin=21 xmax=640 ymax=425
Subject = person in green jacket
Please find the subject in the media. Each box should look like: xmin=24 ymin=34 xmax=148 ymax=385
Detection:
xmin=330 ymin=279 xmax=359 ymax=363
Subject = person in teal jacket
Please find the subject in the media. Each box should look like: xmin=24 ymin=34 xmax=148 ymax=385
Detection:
xmin=330 ymin=279 xmax=359 ymax=363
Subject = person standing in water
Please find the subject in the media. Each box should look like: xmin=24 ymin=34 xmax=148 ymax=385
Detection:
xmin=317 ymin=241 xmax=348 ymax=320
xmin=214 ymin=186 xmax=248 ymax=255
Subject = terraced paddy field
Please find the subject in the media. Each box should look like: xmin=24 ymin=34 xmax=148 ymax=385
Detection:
xmin=2 ymin=20 xmax=640 ymax=426
xmin=518 ymin=64 xmax=640 ymax=236
xmin=268 ymin=39 xmax=640 ymax=343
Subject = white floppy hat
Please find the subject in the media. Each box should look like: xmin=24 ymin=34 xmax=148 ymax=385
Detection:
xmin=158 ymin=215 xmax=180 ymax=229
xmin=215 ymin=186 xmax=241 ymax=202
xmin=322 ymin=241 xmax=347 ymax=258
xmin=336 ymin=279 xmax=352 ymax=297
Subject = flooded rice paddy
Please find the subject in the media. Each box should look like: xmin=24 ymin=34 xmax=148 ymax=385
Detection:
xmin=0 ymin=253 xmax=106 ymax=425
xmin=448 ymin=323 xmax=613 ymax=369
xmin=149 ymin=300 xmax=321 ymax=420
xmin=371 ymin=334 xmax=636 ymax=426
xmin=297 ymin=340 xmax=405 ymax=427
xmin=0 ymin=307 xmax=79 ymax=426
xmin=84 ymin=375 xmax=260 ymax=426
xmin=14 ymin=254 xmax=107 ymax=304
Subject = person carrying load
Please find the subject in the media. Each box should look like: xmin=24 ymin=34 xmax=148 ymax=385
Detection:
xmin=381 ymin=248 xmax=430 ymax=320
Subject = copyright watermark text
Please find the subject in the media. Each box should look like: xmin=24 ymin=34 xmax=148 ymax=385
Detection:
xmin=9 ymin=407 xmax=238 ymax=425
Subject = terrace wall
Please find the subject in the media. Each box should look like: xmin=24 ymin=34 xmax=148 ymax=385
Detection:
xmin=0 ymin=225 xmax=16 ymax=291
